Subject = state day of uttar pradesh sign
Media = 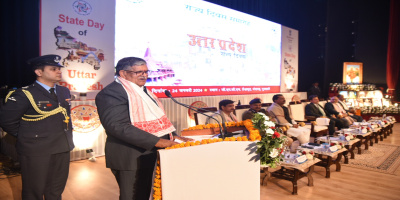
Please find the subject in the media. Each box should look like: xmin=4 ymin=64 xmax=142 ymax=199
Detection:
xmin=41 ymin=0 xmax=115 ymax=99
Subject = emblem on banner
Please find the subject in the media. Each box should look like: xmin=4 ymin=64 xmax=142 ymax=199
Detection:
xmin=71 ymin=105 xmax=101 ymax=133
xmin=72 ymin=0 xmax=92 ymax=15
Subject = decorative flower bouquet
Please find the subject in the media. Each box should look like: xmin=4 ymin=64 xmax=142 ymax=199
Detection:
xmin=298 ymin=150 xmax=315 ymax=160
xmin=251 ymin=113 xmax=287 ymax=168
xmin=344 ymin=133 xmax=357 ymax=140
xmin=328 ymin=141 xmax=344 ymax=150
xmin=361 ymin=126 xmax=372 ymax=133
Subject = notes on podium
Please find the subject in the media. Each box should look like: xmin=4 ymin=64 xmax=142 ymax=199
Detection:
xmin=158 ymin=141 xmax=260 ymax=200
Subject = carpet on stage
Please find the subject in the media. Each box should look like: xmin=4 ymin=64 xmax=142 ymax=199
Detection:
xmin=346 ymin=143 xmax=400 ymax=175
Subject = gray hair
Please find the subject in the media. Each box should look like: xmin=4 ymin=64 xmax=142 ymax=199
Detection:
xmin=115 ymin=57 xmax=147 ymax=76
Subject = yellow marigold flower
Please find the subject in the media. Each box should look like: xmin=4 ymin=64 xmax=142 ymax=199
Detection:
xmin=242 ymin=136 xmax=248 ymax=140
xmin=156 ymin=166 xmax=160 ymax=171
xmin=184 ymin=142 xmax=190 ymax=147
xmin=256 ymin=135 xmax=262 ymax=141
xmin=218 ymin=138 xmax=223 ymax=142
xmin=212 ymin=138 xmax=219 ymax=143
xmin=237 ymin=137 xmax=242 ymax=141
xmin=154 ymin=183 xmax=161 ymax=187
xmin=224 ymin=137 xmax=230 ymax=141
xmin=207 ymin=139 xmax=213 ymax=143
xmin=156 ymin=175 xmax=161 ymax=179
xmin=201 ymin=140 xmax=208 ymax=144
xmin=189 ymin=141 xmax=195 ymax=146
xmin=156 ymin=170 xmax=161 ymax=175
xmin=195 ymin=141 xmax=201 ymax=145
xmin=249 ymin=135 xmax=256 ymax=141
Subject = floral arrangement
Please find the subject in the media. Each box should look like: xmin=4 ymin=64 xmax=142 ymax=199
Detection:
xmin=344 ymin=133 xmax=357 ymax=140
xmin=250 ymin=113 xmax=287 ymax=168
xmin=329 ymin=142 xmax=344 ymax=150
xmin=298 ymin=150 xmax=315 ymax=160
xmin=153 ymin=161 xmax=162 ymax=200
xmin=361 ymin=126 xmax=372 ymax=133
xmin=165 ymin=136 xmax=253 ymax=150
xmin=183 ymin=121 xmax=244 ymax=131
xmin=243 ymin=119 xmax=262 ymax=141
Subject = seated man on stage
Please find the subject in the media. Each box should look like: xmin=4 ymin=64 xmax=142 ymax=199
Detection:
xmin=243 ymin=98 xmax=292 ymax=147
xmin=305 ymin=95 xmax=339 ymax=135
xmin=242 ymin=98 xmax=275 ymax=121
xmin=267 ymin=94 xmax=311 ymax=145
xmin=325 ymin=96 xmax=354 ymax=128
xmin=337 ymin=94 xmax=363 ymax=122
xmin=206 ymin=99 xmax=238 ymax=124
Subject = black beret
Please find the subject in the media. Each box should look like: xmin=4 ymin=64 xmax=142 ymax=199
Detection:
xmin=27 ymin=54 xmax=64 ymax=68
xmin=249 ymin=98 xmax=261 ymax=105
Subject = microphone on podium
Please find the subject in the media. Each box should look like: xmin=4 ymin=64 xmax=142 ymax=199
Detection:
xmin=164 ymin=90 xmax=229 ymax=139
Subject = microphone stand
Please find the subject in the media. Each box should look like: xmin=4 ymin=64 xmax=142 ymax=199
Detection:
xmin=164 ymin=90 xmax=228 ymax=139
xmin=188 ymin=105 xmax=232 ymax=138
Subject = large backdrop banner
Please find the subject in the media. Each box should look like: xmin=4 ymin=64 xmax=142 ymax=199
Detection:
xmin=40 ymin=0 xmax=115 ymax=99
xmin=280 ymin=26 xmax=299 ymax=93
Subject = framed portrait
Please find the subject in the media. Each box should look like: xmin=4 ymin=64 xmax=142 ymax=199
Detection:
xmin=343 ymin=62 xmax=363 ymax=84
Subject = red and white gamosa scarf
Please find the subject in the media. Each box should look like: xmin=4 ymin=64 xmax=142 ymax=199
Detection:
xmin=117 ymin=77 xmax=175 ymax=139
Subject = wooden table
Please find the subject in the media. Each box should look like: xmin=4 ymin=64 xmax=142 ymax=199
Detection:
xmin=317 ymin=137 xmax=360 ymax=164
xmin=261 ymin=158 xmax=321 ymax=195
xmin=370 ymin=127 xmax=381 ymax=146
xmin=314 ymin=148 xmax=347 ymax=178
xmin=343 ymin=139 xmax=360 ymax=164
xmin=355 ymin=132 xmax=373 ymax=154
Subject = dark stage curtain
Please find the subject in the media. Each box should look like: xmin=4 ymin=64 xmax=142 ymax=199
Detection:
xmin=386 ymin=0 xmax=400 ymax=101
xmin=0 ymin=0 xmax=40 ymax=93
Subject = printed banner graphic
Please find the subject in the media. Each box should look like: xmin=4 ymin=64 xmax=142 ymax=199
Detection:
xmin=41 ymin=0 xmax=115 ymax=99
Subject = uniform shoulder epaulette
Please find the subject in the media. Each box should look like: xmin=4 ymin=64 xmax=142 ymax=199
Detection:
xmin=22 ymin=85 xmax=30 ymax=89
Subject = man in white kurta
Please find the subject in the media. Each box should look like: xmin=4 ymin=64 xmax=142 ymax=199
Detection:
xmin=268 ymin=94 xmax=311 ymax=144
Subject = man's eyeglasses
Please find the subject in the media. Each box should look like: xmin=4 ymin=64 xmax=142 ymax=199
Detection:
xmin=124 ymin=70 xmax=149 ymax=75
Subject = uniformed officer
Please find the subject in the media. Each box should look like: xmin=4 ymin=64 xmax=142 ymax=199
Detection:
xmin=0 ymin=54 xmax=74 ymax=200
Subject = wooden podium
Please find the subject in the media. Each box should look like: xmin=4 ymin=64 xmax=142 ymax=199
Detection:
xmin=157 ymin=141 xmax=260 ymax=200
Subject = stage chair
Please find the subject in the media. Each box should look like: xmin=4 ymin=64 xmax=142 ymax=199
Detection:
xmin=261 ymin=103 xmax=271 ymax=110
xmin=234 ymin=105 xmax=250 ymax=122
xmin=194 ymin=107 xmax=218 ymax=125
xmin=318 ymin=100 xmax=327 ymax=108
xmin=289 ymin=103 xmax=328 ymax=142
xmin=289 ymin=104 xmax=308 ymax=122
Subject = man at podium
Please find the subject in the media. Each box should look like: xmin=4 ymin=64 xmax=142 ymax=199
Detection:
xmin=96 ymin=57 xmax=191 ymax=200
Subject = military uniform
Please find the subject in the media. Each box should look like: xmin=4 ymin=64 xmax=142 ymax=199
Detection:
xmin=0 ymin=55 xmax=74 ymax=200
